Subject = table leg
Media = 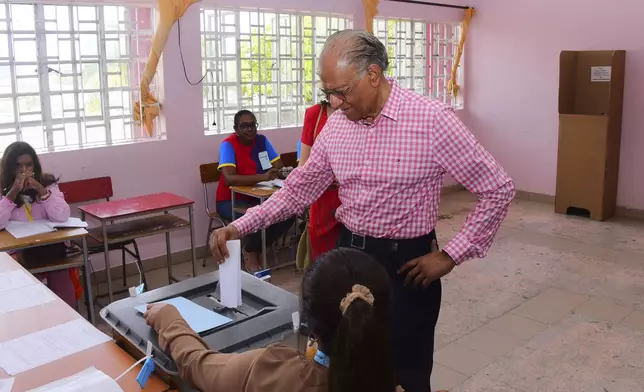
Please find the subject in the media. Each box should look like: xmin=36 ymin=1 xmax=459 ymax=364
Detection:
xmin=260 ymin=196 xmax=267 ymax=270
xmin=165 ymin=211 xmax=172 ymax=283
xmin=231 ymin=191 xmax=236 ymax=220
xmin=102 ymin=221 xmax=113 ymax=303
xmin=188 ymin=205 xmax=197 ymax=277
xmin=82 ymin=236 xmax=95 ymax=325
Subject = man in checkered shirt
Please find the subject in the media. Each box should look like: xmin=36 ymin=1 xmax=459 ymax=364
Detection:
xmin=211 ymin=29 xmax=515 ymax=392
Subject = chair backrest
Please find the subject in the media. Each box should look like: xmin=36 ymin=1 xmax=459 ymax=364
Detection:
xmin=280 ymin=151 xmax=298 ymax=168
xmin=58 ymin=176 xmax=113 ymax=204
xmin=200 ymin=163 xmax=220 ymax=184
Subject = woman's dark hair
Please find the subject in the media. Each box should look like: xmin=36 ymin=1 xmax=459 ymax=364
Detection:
xmin=1 ymin=141 xmax=58 ymax=205
xmin=301 ymin=248 xmax=397 ymax=392
xmin=233 ymin=109 xmax=256 ymax=129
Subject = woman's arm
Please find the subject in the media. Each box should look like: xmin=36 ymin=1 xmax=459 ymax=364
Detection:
xmin=0 ymin=197 xmax=16 ymax=230
xmin=298 ymin=144 xmax=312 ymax=167
xmin=220 ymin=167 xmax=273 ymax=186
xmin=148 ymin=305 xmax=261 ymax=390
xmin=41 ymin=184 xmax=71 ymax=222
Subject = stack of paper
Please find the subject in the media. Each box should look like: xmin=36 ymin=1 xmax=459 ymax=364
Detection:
xmin=256 ymin=179 xmax=285 ymax=189
xmin=0 ymin=378 xmax=14 ymax=392
xmin=28 ymin=367 xmax=123 ymax=392
xmin=0 ymin=319 xmax=111 ymax=375
xmin=0 ymin=284 xmax=55 ymax=315
xmin=5 ymin=218 xmax=88 ymax=239
xmin=135 ymin=297 xmax=232 ymax=333
xmin=219 ymin=240 xmax=243 ymax=308
xmin=0 ymin=270 xmax=35 ymax=292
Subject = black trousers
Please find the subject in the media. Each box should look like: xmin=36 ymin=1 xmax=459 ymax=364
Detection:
xmin=337 ymin=227 xmax=441 ymax=392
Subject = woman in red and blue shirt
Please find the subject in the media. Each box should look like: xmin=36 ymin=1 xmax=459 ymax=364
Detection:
xmin=216 ymin=110 xmax=294 ymax=272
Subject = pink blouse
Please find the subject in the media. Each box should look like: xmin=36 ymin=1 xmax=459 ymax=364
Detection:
xmin=0 ymin=184 xmax=70 ymax=230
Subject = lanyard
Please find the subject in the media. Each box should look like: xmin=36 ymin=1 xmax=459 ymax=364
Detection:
xmin=313 ymin=350 xmax=330 ymax=368
xmin=22 ymin=202 xmax=33 ymax=221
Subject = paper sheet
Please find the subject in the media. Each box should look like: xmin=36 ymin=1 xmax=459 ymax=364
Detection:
xmin=135 ymin=297 xmax=231 ymax=333
xmin=0 ymin=270 xmax=36 ymax=292
xmin=0 ymin=378 xmax=14 ymax=392
xmin=0 ymin=284 xmax=56 ymax=315
xmin=219 ymin=240 xmax=242 ymax=308
xmin=5 ymin=221 xmax=55 ymax=239
xmin=0 ymin=319 xmax=111 ymax=375
xmin=256 ymin=179 xmax=284 ymax=188
xmin=28 ymin=366 xmax=123 ymax=392
xmin=45 ymin=218 xmax=88 ymax=229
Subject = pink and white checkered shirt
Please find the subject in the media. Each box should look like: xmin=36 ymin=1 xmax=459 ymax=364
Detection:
xmin=232 ymin=80 xmax=515 ymax=264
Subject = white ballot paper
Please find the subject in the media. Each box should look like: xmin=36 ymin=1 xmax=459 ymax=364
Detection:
xmin=0 ymin=378 xmax=14 ymax=392
xmin=28 ymin=367 xmax=123 ymax=392
xmin=0 ymin=270 xmax=36 ymax=292
xmin=0 ymin=319 xmax=111 ymax=375
xmin=219 ymin=240 xmax=242 ymax=308
xmin=0 ymin=284 xmax=56 ymax=315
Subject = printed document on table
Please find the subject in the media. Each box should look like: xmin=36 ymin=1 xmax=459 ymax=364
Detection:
xmin=0 ymin=319 xmax=111 ymax=375
xmin=0 ymin=284 xmax=56 ymax=315
xmin=28 ymin=366 xmax=123 ymax=392
xmin=0 ymin=378 xmax=14 ymax=392
xmin=5 ymin=221 xmax=56 ymax=238
xmin=44 ymin=218 xmax=88 ymax=229
xmin=0 ymin=270 xmax=36 ymax=292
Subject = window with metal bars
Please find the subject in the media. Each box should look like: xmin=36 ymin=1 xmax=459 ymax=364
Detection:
xmin=0 ymin=1 xmax=159 ymax=154
xmin=200 ymin=8 xmax=352 ymax=134
xmin=374 ymin=18 xmax=463 ymax=109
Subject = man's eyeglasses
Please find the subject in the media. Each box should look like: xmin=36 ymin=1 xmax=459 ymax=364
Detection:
xmin=237 ymin=121 xmax=258 ymax=131
xmin=321 ymin=75 xmax=361 ymax=102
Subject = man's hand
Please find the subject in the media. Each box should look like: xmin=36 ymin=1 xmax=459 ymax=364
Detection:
xmin=210 ymin=225 xmax=241 ymax=264
xmin=398 ymin=249 xmax=455 ymax=288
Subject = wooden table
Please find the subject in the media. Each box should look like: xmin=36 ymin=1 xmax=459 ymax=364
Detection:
xmin=0 ymin=228 xmax=95 ymax=325
xmin=0 ymin=252 xmax=170 ymax=391
xmin=79 ymin=192 xmax=197 ymax=304
xmin=230 ymin=185 xmax=278 ymax=270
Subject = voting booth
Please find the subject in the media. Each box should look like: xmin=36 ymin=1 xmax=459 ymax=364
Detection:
xmin=100 ymin=271 xmax=300 ymax=391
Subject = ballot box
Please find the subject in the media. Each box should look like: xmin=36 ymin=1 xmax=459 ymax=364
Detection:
xmin=100 ymin=271 xmax=300 ymax=391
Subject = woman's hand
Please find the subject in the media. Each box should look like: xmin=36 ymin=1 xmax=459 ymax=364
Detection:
xmin=6 ymin=172 xmax=28 ymax=200
xmin=144 ymin=303 xmax=176 ymax=332
xmin=263 ymin=168 xmax=279 ymax=181
xmin=25 ymin=176 xmax=48 ymax=197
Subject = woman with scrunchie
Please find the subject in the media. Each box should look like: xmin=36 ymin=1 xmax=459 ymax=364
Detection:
xmin=144 ymin=248 xmax=405 ymax=392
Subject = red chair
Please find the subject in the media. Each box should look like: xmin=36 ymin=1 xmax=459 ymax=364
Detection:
xmin=58 ymin=177 xmax=146 ymax=293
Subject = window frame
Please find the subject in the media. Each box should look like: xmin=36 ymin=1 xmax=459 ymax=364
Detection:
xmin=0 ymin=0 xmax=160 ymax=154
xmin=200 ymin=7 xmax=352 ymax=135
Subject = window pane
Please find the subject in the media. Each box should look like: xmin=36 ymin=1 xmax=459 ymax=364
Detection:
xmin=201 ymin=8 xmax=352 ymax=134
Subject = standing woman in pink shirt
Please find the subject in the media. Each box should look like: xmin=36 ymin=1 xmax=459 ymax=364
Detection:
xmin=0 ymin=141 xmax=77 ymax=308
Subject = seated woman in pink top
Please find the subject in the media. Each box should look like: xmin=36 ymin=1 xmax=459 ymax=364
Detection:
xmin=0 ymin=141 xmax=76 ymax=307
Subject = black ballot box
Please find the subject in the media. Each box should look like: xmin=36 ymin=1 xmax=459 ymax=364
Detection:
xmin=100 ymin=271 xmax=300 ymax=391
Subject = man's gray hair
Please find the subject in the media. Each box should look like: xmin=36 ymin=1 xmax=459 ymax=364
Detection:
xmin=322 ymin=29 xmax=389 ymax=74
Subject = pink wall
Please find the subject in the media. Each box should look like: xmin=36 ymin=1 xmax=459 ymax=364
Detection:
xmin=38 ymin=0 xmax=466 ymax=270
xmin=462 ymin=0 xmax=644 ymax=209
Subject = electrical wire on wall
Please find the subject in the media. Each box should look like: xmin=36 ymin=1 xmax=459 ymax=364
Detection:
xmin=177 ymin=18 xmax=218 ymax=127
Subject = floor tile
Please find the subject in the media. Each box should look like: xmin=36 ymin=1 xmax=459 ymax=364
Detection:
xmin=511 ymin=288 xmax=589 ymax=324
xmin=621 ymin=310 xmax=644 ymax=333
xmin=455 ymin=327 xmax=522 ymax=358
xmin=485 ymin=313 xmax=548 ymax=341
xmin=431 ymin=363 xmax=469 ymax=391
xmin=434 ymin=343 xmax=494 ymax=376
xmin=574 ymin=297 xmax=633 ymax=324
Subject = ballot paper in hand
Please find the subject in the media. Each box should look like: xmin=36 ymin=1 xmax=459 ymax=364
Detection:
xmin=27 ymin=366 xmax=123 ymax=392
xmin=135 ymin=297 xmax=231 ymax=333
xmin=219 ymin=240 xmax=242 ymax=308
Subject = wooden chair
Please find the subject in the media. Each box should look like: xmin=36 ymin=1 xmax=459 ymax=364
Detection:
xmin=58 ymin=177 xmax=147 ymax=292
xmin=199 ymin=163 xmax=227 ymax=266
xmin=280 ymin=151 xmax=298 ymax=168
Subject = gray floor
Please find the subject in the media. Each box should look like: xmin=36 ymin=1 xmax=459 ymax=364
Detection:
xmin=91 ymin=192 xmax=644 ymax=391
